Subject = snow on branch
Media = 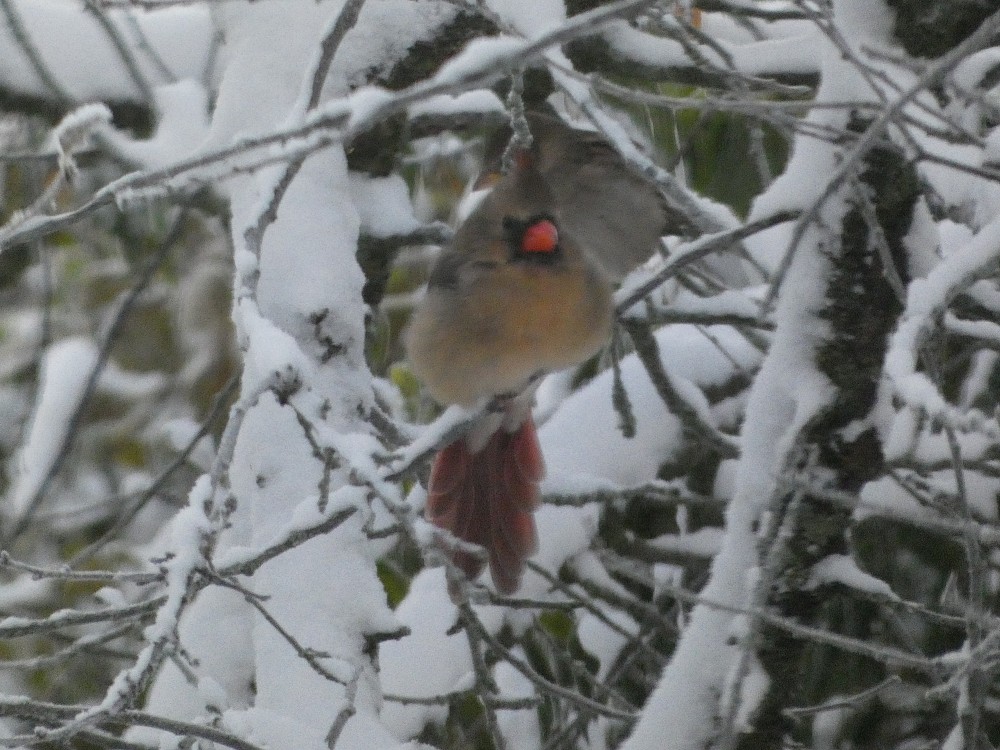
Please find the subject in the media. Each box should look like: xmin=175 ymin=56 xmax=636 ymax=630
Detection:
xmin=886 ymin=212 xmax=1000 ymax=426
xmin=0 ymin=0 xmax=661 ymax=254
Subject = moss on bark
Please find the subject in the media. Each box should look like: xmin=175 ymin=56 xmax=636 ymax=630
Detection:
xmin=884 ymin=0 xmax=997 ymax=58
xmin=736 ymin=137 xmax=922 ymax=750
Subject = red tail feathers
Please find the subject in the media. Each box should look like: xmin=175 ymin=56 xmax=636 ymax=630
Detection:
xmin=426 ymin=417 xmax=545 ymax=593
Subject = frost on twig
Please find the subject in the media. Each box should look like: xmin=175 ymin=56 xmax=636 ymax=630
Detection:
xmin=0 ymin=104 xmax=111 ymax=251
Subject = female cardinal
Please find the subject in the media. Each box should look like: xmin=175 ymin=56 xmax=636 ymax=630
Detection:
xmin=406 ymin=152 xmax=613 ymax=593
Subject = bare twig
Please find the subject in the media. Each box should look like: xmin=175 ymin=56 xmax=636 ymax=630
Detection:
xmin=82 ymin=0 xmax=157 ymax=104
xmin=620 ymin=317 xmax=740 ymax=459
xmin=0 ymin=697 xmax=268 ymax=750
xmin=614 ymin=211 xmax=798 ymax=315
xmin=1 ymin=0 xmax=661 ymax=252
xmin=762 ymin=5 xmax=1000 ymax=310
xmin=69 ymin=371 xmax=241 ymax=567
xmin=783 ymin=676 xmax=904 ymax=719
xmin=0 ymin=0 xmax=72 ymax=104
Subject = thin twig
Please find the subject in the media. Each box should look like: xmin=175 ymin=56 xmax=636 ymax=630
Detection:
xmin=620 ymin=317 xmax=740 ymax=459
xmin=69 ymin=371 xmax=240 ymax=567
xmin=1 ymin=0 xmax=662 ymax=252
xmin=783 ymin=675 xmax=904 ymax=719
xmin=459 ymin=596 xmax=639 ymax=723
xmin=82 ymin=0 xmax=156 ymax=104
xmin=0 ymin=0 xmax=72 ymax=104
xmin=614 ymin=211 xmax=798 ymax=315
xmin=762 ymin=5 xmax=1000 ymax=310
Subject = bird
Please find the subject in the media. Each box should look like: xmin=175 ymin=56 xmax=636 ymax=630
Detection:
xmin=405 ymin=150 xmax=614 ymax=593
xmin=477 ymin=108 xmax=695 ymax=282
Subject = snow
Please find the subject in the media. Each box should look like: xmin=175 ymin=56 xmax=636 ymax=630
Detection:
xmin=335 ymin=1 xmax=460 ymax=90
xmin=540 ymin=324 xmax=759 ymax=487
xmin=945 ymin=313 xmax=1000 ymax=347
xmin=3 ymin=0 xmax=998 ymax=746
xmin=125 ymin=4 xmax=424 ymax=747
xmin=93 ymin=587 xmax=127 ymax=608
xmin=227 ymin=387 xmax=396 ymax=741
xmin=485 ymin=0 xmax=566 ymax=36
xmin=620 ymin=1 xmax=900 ymax=745
xmin=379 ymin=569 xmax=471 ymax=738
xmin=432 ymin=36 xmax=527 ymax=86
xmin=519 ymin=505 xmax=600 ymax=596
xmin=960 ymin=350 xmax=1000 ymax=409
xmin=235 ymin=299 xmax=312 ymax=397
xmin=0 ymin=1 xmax=211 ymax=102
xmin=881 ymin=405 xmax=920 ymax=462
xmin=495 ymin=656 xmax=542 ymax=749
xmin=253 ymin=157 xmax=363 ymax=341
xmin=349 ymin=174 xmax=421 ymax=237
xmin=159 ymin=418 xmax=216 ymax=472
xmin=742 ymin=219 xmax=795 ymax=275
xmin=317 ymin=425 xmax=407 ymax=517
xmin=602 ymin=18 xmax=820 ymax=78
xmin=208 ymin=11 xmax=398 ymax=736
xmin=812 ymin=704 xmax=852 ymax=750
xmin=731 ymin=656 xmax=770 ymax=732
xmin=619 ymin=500 xmax=751 ymax=749
xmin=860 ymin=469 xmax=1000 ymax=526
xmin=95 ymin=360 xmax=164 ymax=400
xmin=51 ymin=103 xmax=112 ymax=159
xmin=600 ymin=22 xmax=691 ymax=72
xmin=807 ymin=554 xmax=899 ymax=599
xmin=389 ymin=403 xmax=480 ymax=476
xmin=661 ymin=288 xmax=763 ymax=321
xmin=916 ymin=141 xmax=1000 ymax=229
xmin=886 ymin=211 xmax=1000 ymax=422
xmin=700 ymin=8 xmax=813 ymax=44
xmin=211 ymin=486 xmax=365 ymax=571
xmin=128 ymin=586 xmax=255 ymax=745
xmin=8 ymin=337 xmax=98 ymax=520
xmin=102 ymin=80 xmax=211 ymax=169
xmin=0 ymin=575 xmax=53 ymax=612
xmin=87 ymin=478 xmax=217 ymax=740
xmin=204 ymin=3 xmax=341 ymax=148
xmin=646 ymin=527 xmax=725 ymax=558
xmin=540 ymin=350 xmax=684 ymax=486
xmin=346 ymin=87 xmax=396 ymax=131
xmin=938 ymin=219 xmax=976 ymax=257
xmin=408 ymin=90 xmax=505 ymax=119
xmin=578 ymin=606 xmax=638 ymax=681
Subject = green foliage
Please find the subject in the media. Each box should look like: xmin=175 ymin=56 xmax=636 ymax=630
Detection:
xmin=611 ymin=82 xmax=791 ymax=216
xmin=377 ymin=558 xmax=411 ymax=608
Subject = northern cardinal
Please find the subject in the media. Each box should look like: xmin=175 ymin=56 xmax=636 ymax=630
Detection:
xmin=478 ymin=108 xmax=695 ymax=282
xmin=406 ymin=151 xmax=614 ymax=593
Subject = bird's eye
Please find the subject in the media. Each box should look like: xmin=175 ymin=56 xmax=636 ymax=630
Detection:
xmin=520 ymin=219 xmax=559 ymax=254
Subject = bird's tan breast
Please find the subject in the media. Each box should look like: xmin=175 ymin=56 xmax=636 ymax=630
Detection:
xmin=476 ymin=264 xmax=610 ymax=364
xmin=406 ymin=262 xmax=612 ymax=406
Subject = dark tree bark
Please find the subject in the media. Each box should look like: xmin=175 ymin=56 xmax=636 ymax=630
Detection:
xmin=732 ymin=5 xmax=1000 ymax=749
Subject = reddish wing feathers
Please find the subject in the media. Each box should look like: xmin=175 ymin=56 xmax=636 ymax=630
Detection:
xmin=425 ymin=418 xmax=545 ymax=593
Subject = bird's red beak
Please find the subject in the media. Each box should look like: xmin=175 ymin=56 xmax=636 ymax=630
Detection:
xmin=521 ymin=219 xmax=559 ymax=254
